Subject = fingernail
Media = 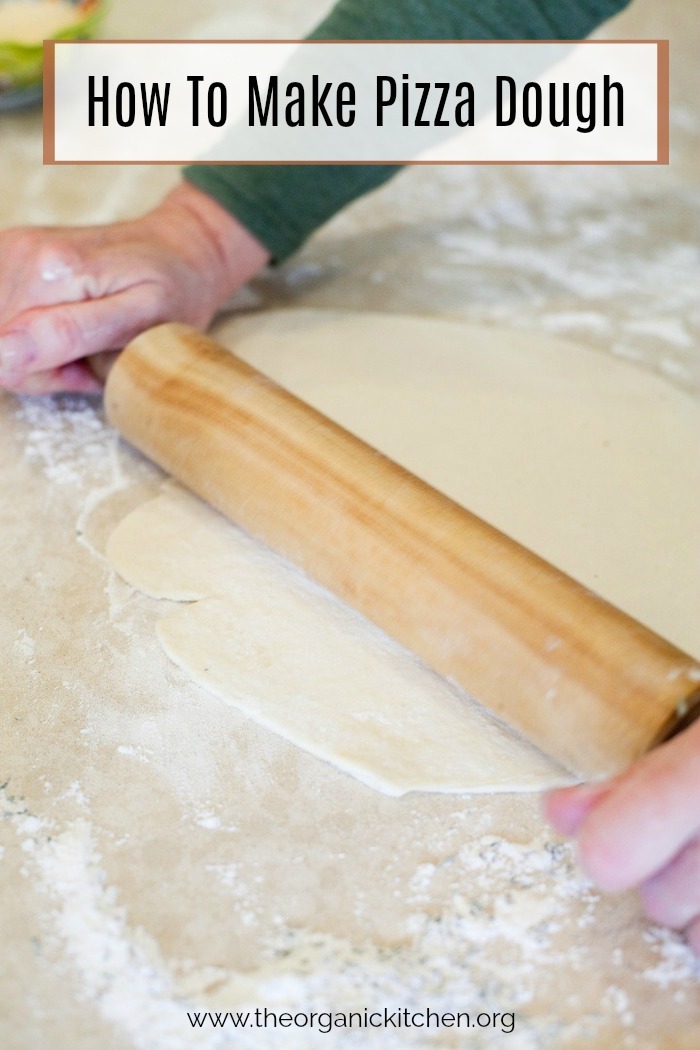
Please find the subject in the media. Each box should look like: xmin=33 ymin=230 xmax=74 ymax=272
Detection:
xmin=543 ymin=779 xmax=612 ymax=837
xmin=0 ymin=332 xmax=31 ymax=381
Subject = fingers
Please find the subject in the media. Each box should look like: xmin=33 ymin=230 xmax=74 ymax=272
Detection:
xmin=544 ymin=779 xmax=615 ymax=837
xmin=11 ymin=361 xmax=103 ymax=395
xmin=640 ymin=837 xmax=700 ymax=930
xmin=575 ymin=720 xmax=700 ymax=893
xmin=0 ymin=198 xmax=267 ymax=396
xmin=0 ymin=227 xmax=94 ymax=321
xmin=0 ymin=284 xmax=167 ymax=387
xmin=544 ymin=724 xmax=700 ymax=953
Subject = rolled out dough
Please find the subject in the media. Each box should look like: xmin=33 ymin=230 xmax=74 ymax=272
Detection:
xmin=106 ymin=309 xmax=700 ymax=796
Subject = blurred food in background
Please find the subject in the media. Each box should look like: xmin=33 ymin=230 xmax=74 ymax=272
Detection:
xmin=0 ymin=0 xmax=103 ymax=109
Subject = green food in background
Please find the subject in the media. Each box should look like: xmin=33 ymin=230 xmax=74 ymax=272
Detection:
xmin=0 ymin=2 xmax=104 ymax=90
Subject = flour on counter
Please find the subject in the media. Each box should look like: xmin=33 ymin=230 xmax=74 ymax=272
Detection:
xmin=3 ymin=3 xmax=700 ymax=1044
xmin=5 ymin=780 xmax=698 ymax=1050
xmin=17 ymin=396 xmax=110 ymax=486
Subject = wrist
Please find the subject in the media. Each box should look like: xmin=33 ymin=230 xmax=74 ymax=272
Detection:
xmin=151 ymin=182 xmax=270 ymax=302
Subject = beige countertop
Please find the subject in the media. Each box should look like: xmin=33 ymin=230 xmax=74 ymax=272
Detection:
xmin=1 ymin=2 xmax=699 ymax=1048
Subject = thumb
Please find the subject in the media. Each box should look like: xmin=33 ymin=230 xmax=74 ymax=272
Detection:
xmin=0 ymin=283 xmax=168 ymax=386
xmin=543 ymin=779 xmax=615 ymax=837
xmin=13 ymin=361 xmax=104 ymax=396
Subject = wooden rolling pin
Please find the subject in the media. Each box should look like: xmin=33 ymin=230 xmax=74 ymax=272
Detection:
xmin=104 ymin=322 xmax=700 ymax=777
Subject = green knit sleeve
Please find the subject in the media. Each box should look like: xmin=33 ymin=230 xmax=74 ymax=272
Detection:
xmin=183 ymin=0 xmax=630 ymax=261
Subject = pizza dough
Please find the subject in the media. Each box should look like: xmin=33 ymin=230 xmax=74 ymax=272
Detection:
xmin=106 ymin=309 xmax=700 ymax=795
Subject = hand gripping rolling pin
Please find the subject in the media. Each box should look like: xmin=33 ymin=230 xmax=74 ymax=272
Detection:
xmin=103 ymin=323 xmax=700 ymax=778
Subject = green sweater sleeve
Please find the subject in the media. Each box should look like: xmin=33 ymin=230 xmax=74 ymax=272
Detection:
xmin=183 ymin=0 xmax=630 ymax=261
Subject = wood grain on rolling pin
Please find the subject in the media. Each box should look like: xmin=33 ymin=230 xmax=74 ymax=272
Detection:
xmin=104 ymin=323 xmax=700 ymax=777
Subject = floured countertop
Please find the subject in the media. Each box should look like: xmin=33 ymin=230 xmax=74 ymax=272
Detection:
xmin=2 ymin=2 xmax=700 ymax=1048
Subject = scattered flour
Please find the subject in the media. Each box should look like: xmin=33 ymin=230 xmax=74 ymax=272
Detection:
xmin=14 ymin=627 xmax=36 ymax=662
xmin=3 ymin=783 xmax=698 ymax=1050
xmin=14 ymin=394 xmax=146 ymax=576
xmin=299 ymin=163 xmax=700 ymax=395
xmin=4 ymin=62 xmax=699 ymax=1046
xmin=17 ymin=396 xmax=111 ymax=487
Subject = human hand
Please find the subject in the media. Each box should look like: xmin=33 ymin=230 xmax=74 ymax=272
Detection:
xmin=0 ymin=182 xmax=269 ymax=394
xmin=545 ymin=717 xmax=700 ymax=952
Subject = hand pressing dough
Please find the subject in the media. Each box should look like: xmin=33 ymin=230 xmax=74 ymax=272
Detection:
xmin=106 ymin=310 xmax=700 ymax=795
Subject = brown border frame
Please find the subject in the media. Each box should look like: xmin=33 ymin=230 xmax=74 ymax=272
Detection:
xmin=42 ymin=41 xmax=56 ymax=164
xmin=43 ymin=39 xmax=670 ymax=166
xmin=656 ymin=39 xmax=669 ymax=164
